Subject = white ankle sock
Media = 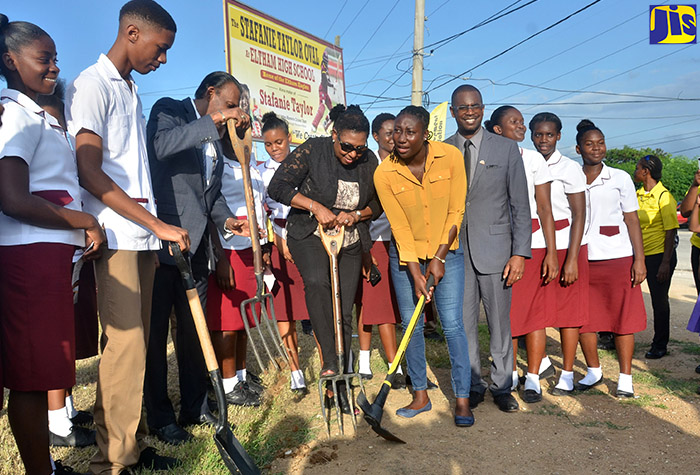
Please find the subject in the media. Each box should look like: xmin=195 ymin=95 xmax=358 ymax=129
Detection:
xmin=524 ymin=372 xmax=541 ymax=393
xmin=223 ymin=375 xmax=240 ymax=393
xmin=65 ymin=394 xmax=78 ymax=419
xmin=539 ymin=356 xmax=552 ymax=375
xmin=555 ymin=370 xmax=574 ymax=391
xmin=578 ymin=366 xmax=603 ymax=386
xmin=290 ymin=369 xmax=306 ymax=389
xmin=618 ymin=373 xmax=633 ymax=394
xmin=48 ymin=407 xmax=73 ymax=437
xmin=359 ymin=350 xmax=371 ymax=374
xmin=395 ymin=363 xmax=403 ymax=375
xmin=511 ymin=371 xmax=519 ymax=391
xmin=236 ymin=369 xmax=247 ymax=381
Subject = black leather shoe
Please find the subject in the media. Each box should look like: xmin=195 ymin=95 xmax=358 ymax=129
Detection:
xmin=226 ymin=381 xmax=261 ymax=406
xmin=695 ymin=364 xmax=700 ymax=374
xmin=550 ymin=387 xmax=573 ymax=396
xmin=616 ymin=389 xmax=635 ymax=398
xmin=645 ymin=347 xmax=667 ymax=359
xmin=49 ymin=425 xmax=96 ymax=447
xmin=150 ymin=422 xmax=192 ymax=445
xmin=135 ymin=447 xmax=180 ymax=471
xmin=519 ymin=363 xmax=557 ymax=385
xmin=54 ymin=460 xmax=88 ymax=475
xmin=359 ymin=372 xmax=373 ymax=380
xmin=69 ymin=410 xmax=93 ymax=426
xmin=493 ymin=393 xmax=519 ymax=412
xmin=391 ymin=373 xmax=406 ymax=390
xmin=522 ymin=389 xmax=542 ymax=403
xmin=574 ymin=376 xmax=604 ymax=391
xmin=597 ymin=332 xmax=616 ymax=350
xmin=469 ymin=391 xmax=485 ymax=409
xmin=178 ymin=409 xmax=217 ymax=428
xmin=291 ymin=386 xmax=309 ymax=396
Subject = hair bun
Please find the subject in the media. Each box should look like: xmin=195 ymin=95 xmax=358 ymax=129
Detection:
xmin=0 ymin=14 xmax=9 ymax=32
xmin=576 ymin=119 xmax=596 ymax=132
xmin=328 ymin=104 xmax=347 ymax=122
xmin=261 ymin=111 xmax=277 ymax=124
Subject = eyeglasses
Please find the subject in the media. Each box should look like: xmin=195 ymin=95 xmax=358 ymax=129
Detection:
xmin=338 ymin=141 xmax=368 ymax=154
xmin=454 ymin=103 xmax=483 ymax=112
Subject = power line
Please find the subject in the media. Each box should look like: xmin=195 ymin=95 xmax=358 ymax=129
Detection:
xmin=424 ymin=0 xmax=604 ymax=94
xmin=339 ymin=0 xmax=371 ymax=38
xmin=605 ymin=118 xmax=700 ymax=141
xmin=623 ymin=130 xmax=700 ymax=148
xmin=346 ymin=0 xmax=401 ymax=68
xmin=668 ymin=145 xmax=700 ymax=155
xmin=323 ymin=0 xmax=349 ymax=39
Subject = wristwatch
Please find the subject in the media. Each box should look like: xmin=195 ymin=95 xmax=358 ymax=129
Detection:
xmin=355 ymin=210 xmax=362 ymax=221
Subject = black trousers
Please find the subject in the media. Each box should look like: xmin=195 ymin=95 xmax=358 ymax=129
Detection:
xmin=645 ymin=250 xmax=677 ymax=351
xmin=288 ymin=235 xmax=362 ymax=374
xmin=144 ymin=241 xmax=209 ymax=429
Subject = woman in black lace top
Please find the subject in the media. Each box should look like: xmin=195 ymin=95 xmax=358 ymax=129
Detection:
xmin=268 ymin=105 xmax=381 ymax=411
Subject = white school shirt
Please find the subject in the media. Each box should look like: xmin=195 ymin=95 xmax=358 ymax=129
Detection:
xmin=369 ymin=149 xmax=392 ymax=242
xmin=585 ymin=164 xmax=638 ymax=260
xmin=0 ymin=89 xmax=84 ymax=247
xmin=256 ymin=158 xmax=290 ymax=239
xmin=66 ymin=54 xmax=160 ymax=251
xmin=520 ymin=147 xmax=552 ymax=249
xmin=219 ymin=157 xmax=267 ymax=250
xmin=547 ymin=150 xmax=588 ymax=250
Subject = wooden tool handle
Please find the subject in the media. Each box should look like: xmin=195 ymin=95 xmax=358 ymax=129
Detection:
xmin=185 ymin=288 xmax=220 ymax=372
xmin=317 ymin=223 xmax=344 ymax=258
xmin=226 ymin=119 xmax=263 ymax=275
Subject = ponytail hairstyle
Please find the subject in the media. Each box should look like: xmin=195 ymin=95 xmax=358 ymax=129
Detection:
xmin=484 ymin=105 xmax=517 ymax=133
xmin=639 ymin=154 xmax=663 ymax=181
xmin=329 ymin=104 xmax=370 ymax=135
xmin=575 ymin=119 xmax=603 ymax=145
xmin=0 ymin=14 xmax=51 ymax=81
xmin=261 ymin=111 xmax=289 ymax=135
xmin=529 ymin=112 xmax=562 ymax=134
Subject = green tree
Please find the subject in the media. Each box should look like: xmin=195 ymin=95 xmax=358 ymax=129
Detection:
xmin=605 ymin=147 xmax=696 ymax=201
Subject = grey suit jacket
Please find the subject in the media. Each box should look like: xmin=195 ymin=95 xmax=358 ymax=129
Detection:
xmin=445 ymin=129 xmax=531 ymax=274
xmin=147 ymin=97 xmax=232 ymax=265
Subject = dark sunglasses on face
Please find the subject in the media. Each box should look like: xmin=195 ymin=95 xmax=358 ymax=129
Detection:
xmin=338 ymin=141 xmax=368 ymax=154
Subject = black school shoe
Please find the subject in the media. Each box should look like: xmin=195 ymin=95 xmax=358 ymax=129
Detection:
xmin=69 ymin=410 xmax=94 ymax=426
xmin=134 ymin=447 xmax=180 ymax=471
xmin=225 ymin=381 xmax=261 ymax=407
xmin=645 ymin=347 xmax=667 ymax=359
xmin=150 ymin=422 xmax=192 ymax=445
xmin=49 ymin=425 xmax=96 ymax=447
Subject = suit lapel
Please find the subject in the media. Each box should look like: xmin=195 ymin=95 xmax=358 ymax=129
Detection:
xmin=183 ymin=99 xmax=207 ymax=179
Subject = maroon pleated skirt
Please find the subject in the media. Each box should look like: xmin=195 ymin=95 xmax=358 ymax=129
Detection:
xmin=581 ymin=256 xmax=646 ymax=334
xmin=74 ymin=261 xmax=98 ymax=360
xmin=550 ymin=245 xmax=590 ymax=328
xmin=354 ymin=241 xmax=400 ymax=325
xmin=207 ymin=248 xmax=259 ymax=332
xmin=269 ymin=246 xmax=309 ymax=321
xmin=510 ymin=248 xmax=554 ymax=337
xmin=0 ymin=243 xmax=76 ymax=391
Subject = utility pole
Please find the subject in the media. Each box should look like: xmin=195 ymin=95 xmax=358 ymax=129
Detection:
xmin=411 ymin=0 xmax=425 ymax=106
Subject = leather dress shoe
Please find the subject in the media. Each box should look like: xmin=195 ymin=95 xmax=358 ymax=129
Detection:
xmin=135 ymin=447 xmax=180 ymax=471
xmin=469 ymin=391 xmax=485 ymax=409
xmin=396 ymin=400 xmax=432 ymax=418
xmin=291 ymin=386 xmax=309 ymax=396
xmin=226 ymin=381 xmax=261 ymax=406
xmin=616 ymin=389 xmax=635 ymax=398
xmin=574 ymin=376 xmax=604 ymax=391
xmin=178 ymin=409 xmax=217 ymax=428
xmin=522 ymin=389 xmax=542 ymax=403
xmin=359 ymin=372 xmax=373 ymax=380
xmin=391 ymin=373 xmax=406 ymax=390
xmin=519 ymin=364 xmax=556 ymax=385
xmin=493 ymin=393 xmax=519 ymax=412
xmin=454 ymin=414 xmax=475 ymax=427
xmin=150 ymin=422 xmax=192 ymax=445
xmin=49 ymin=425 xmax=96 ymax=447
xmin=69 ymin=410 xmax=93 ymax=426
xmin=645 ymin=347 xmax=667 ymax=359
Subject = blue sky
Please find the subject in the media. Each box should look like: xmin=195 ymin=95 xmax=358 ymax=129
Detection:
xmin=4 ymin=0 xmax=699 ymax=160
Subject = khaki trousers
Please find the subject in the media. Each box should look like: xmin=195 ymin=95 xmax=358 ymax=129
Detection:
xmin=90 ymin=249 xmax=156 ymax=474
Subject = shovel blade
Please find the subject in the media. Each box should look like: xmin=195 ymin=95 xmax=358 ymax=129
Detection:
xmin=214 ymin=427 xmax=261 ymax=475
xmin=357 ymin=389 xmax=406 ymax=444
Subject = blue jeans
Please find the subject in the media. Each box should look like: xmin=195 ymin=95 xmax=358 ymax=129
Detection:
xmin=389 ymin=241 xmax=470 ymax=397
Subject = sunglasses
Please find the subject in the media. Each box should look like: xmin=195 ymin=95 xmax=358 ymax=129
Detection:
xmin=338 ymin=141 xmax=368 ymax=154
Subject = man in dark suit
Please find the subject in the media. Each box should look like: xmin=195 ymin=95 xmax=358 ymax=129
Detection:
xmin=144 ymin=72 xmax=250 ymax=444
xmin=444 ymin=85 xmax=531 ymax=413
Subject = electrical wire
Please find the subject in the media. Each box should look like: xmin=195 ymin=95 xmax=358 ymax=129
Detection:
xmin=346 ymin=0 xmax=401 ymax=68
xmin=324 ymin=0 xmax=349 ymax=39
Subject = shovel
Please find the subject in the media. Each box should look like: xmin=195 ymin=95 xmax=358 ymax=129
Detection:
xmin=317 ymin=224 xmax=364 ymax=436
xmin=357 ymin=274 xmax=436 ymax=444
xmin=169 ymin=242 xmax=259 ymax=475
xmin=226 ymin=119 xmax=289 ymax=371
